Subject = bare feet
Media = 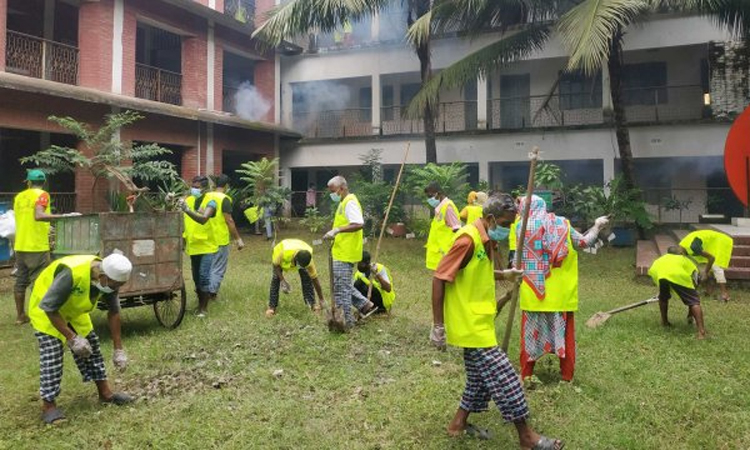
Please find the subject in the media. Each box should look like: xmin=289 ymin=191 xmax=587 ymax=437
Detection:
xmin=662 ymin=321 xmax=673 ymax=328
xmin=265 ymin=308 xmax=276 ymax=318
xmin=697 ymin=331 xmax=707 ymax=340
xmin=15 ymin=315 xmax=30 ymax=325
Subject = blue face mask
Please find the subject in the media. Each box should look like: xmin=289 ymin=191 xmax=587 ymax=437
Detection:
xmin=330 ymin=192 xmax=341 ymax=202
xmin=190 ymin=187 xmax=202 ymax=197
xmin=488 ymin=226 xmax=511 ymax=242
xmin=427 ymin=196 xmax=440 ymax=208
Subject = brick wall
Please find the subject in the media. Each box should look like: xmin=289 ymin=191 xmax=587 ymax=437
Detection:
xmin=0 ymin=0 xmax=7 ymax=72
xmin=254 ymin=0 xmax=275 ymax=28
xmin=182 ymin=35 xmax=209 ymax=109
xmin=78 ymin=0 xmax=115 ymax=91
xmin=74 ymin=139 xmax=110 ymax=213
xmin=215 ymin=47 xmax=224 ymax=111
xmin=254 ymin=58 xmax=275 ymax=122
xmin=121 ymin=6 xmax=138 ymax=97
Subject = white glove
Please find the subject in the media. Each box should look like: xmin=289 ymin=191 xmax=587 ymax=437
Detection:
xmin=280 ymin=279 xmax=292 ymax=294
xmin=497 ymin=268 xmax=524 ymax=282
xmin=235 ymin=238 xmax=245 ymax=250
xmin=177 ymin=199 xmax=188 ymax=212
xmin=63 ymin=212 xmax=82 ymax=217
xmin=113 ymin=349 xmax=128 ymax=371
xmin=323 ymin=228 xmax=340 ymax=240
xmin=67 ymin=335 xmax=93 ymax=358
xmin=594 ymin=216 xmax=609 ymax=229
xmin=430 ymin=324 xmax=446 ymax=351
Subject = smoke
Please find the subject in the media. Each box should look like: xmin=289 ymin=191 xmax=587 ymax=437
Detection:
xmin=234 ymin=82 xmax=272 ymax=121
xmin=293 ymin=80 xmax=352 ymax=113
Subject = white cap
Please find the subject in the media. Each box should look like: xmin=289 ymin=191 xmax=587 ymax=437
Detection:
xmin=101 ymin=253 xmax=133 ymax=282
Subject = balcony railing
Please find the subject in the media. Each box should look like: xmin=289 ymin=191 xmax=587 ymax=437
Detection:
xmin=135 ymin=63 xmax=182 ymax=105
xmin=224 ymin=0 xmax=255 ymax=24
xmin=293 ymin=108 xmax=373 ymax=138
xmin=5 ymin=31 xmax=78 ymax=85
xmin=223 ymin=85 xmax=238 ymax=113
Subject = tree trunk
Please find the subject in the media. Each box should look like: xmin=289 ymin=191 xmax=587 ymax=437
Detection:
xmin=417 ymin=41 xmax=438 ymax=164
xmin=607 ymin=32 xmax=636 ymax=190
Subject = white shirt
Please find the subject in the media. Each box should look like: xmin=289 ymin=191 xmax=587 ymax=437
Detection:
xmin=345 ymin=198 xmax=364 ymax=225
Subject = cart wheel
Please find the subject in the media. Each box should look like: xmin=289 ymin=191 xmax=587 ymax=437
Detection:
xmin=154 ymin=287 xmax=186 ymax=329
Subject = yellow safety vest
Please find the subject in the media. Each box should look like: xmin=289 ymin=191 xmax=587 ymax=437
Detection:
xmin=679 ymin=230 xmax=733 ymax=268
xmin=519 ymin=226 xmax=579 ymax=312
xmin=243 ymin=206 xmax=264 ymax=224
xmin=508 ymin=219 xmax=519 ymax=252
xmin=183 ymin=196 xmax=218 ymax=256
xmin=648 ymin=254 xmax=697 ymax=290
xmin=444 ymin=224 xmax=497 ymax=348
xmin=465 ymin=205 xmax=484 ymax=225
xmin=425 ymin=199 xmax=458 ymax=270
xmin=13 ymin=188 xmax=51 ymax=252
xmin=354 ymin=263 xmax=395 ymax=311
xmin=28 ymin=255 xmax=101 ymax=342
xmin=207 ymin=192 xmax=231 ymax=246
xmin=273 ymin=239 xmax=313 ymax=271
xmin=332 ymin=194 xmax=363 ymax=263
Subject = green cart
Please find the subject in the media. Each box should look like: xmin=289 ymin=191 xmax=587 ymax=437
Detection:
xmin=53 ymin=212 xmax=186 ymax=329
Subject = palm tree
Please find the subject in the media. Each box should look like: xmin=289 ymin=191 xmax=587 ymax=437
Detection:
xmin=252 ymin=0 xmax=440 ymax=162
xmin=407 ymin=0 xmax=750 ymax=190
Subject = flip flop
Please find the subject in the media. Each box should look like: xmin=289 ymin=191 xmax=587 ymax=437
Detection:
xmin=100 ymin=392 xmax=133 ymax=406
xmin=42 ymin=408 xmax=66 ymax=425
xmin=464 ymin=423 xmax=491 ymax=440
xmin=532 ymin=435 xmax=564 ymax=450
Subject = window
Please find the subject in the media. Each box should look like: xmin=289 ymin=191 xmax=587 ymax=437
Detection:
xmin=559 ymin=71 xmax=602 ymax=110
xmin=359 ymin=87 xmax=372 ymax=122
xmin=622 ymin=62 xmax=668 ymax=106
xmin=382 ymin=85 xmax=394 ymax=121
xmin=400 ymin=83 xmax=421 ymax=107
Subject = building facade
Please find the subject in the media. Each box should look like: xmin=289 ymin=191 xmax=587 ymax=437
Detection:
xmin=0 ymin=0 xmax=297 ymax=212
xmin=277 ymin=9 xmax=747 ymax=222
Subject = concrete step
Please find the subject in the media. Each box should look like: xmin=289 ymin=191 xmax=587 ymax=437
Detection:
xmin=636 ymin=240 xmax=659 ymax=276
xmin=725 ymin=267 xmax=750 ymax=280
xmin=730 ymin=256 xmax=750 ymax=268
xmin=733 ymin=245 xmax=750 ymax=257
xmin=653 ymin=234 xmax=678 ymax=257
xmin=670 ymin=229 xmax=690 ymax=243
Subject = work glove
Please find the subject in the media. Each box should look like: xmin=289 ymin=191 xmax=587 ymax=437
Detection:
xmin=113 ymin=349 xmax=128 ymax=371
xmin=67 ymin=335 xmax=93 ymax=359
xmin=280 ymin=279 xmax=292 ymax=294
xmin=323 ymin=228 xmax=340 ymax=240
xmin=594 ymin=216 xmax=610 ymax=229
xmin=235 ymin=238 xmax=245 ymax=250
xmin=430 ymin=324 xmax=446 ymax=351
xmin=177 ymin=199 xmax=188 ymax=212
xmin=496 ymin=268 xmax=524 ymax=282
xmin=63 ymin=212 xmax=82 ymax=217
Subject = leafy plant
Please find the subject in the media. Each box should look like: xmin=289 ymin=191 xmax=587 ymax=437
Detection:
xmin=405 ymin=162 xmax=470 ymax=209
xmin=20 ymin=111 xmax=179 ymax=205
xmin=300 ymin=207 xmax=329 ymax=234
xmin=236 ymin=157 xmax=291 ymax=212
xmin=534 ymin=162 xmax=565 ymax=191
xmin=565 ymin=175 xmax=653 ymax=229
xmin=352 ymin=149 xmax=407 ymax=237
xmin=663 ymin=195 xmax=693 ymax=225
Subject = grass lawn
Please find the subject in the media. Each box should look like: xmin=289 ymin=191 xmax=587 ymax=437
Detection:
xmin=1 ymin=229 xmax=749 ymax=449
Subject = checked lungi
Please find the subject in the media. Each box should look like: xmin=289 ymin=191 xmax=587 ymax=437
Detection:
xmin=332 ymin=260 xmax=369 ymax=326
xmin=36 ymin=331 xmax=107 ymax=403
xmin=460 ymin=347 xmax=530 ymax=423
xmin=269 ymin=269 xmax=316 ymax=309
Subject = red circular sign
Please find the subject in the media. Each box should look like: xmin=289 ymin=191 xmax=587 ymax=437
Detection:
xmin=725 ymin=105 xmax=750 ymax=207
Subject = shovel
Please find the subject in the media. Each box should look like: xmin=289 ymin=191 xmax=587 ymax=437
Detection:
xmin=586 ymin=296 xmax=659 ymax=328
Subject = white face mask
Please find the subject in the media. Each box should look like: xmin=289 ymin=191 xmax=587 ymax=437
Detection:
xmin=94 ymin=281 xmax=115 ymax=294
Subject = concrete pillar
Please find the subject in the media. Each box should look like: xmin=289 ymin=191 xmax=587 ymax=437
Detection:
xmin=112 ymin=0 xmax=124 ymax=94
xmin=274 ymin=54 xmax=282 ymax=124
xmin=207 ymin=23 xmax=216 ymax=110
xmin=371 ymin=73 xmax=381 ymax=135
xmin=206 ymin=123 xmax=215 ymax=176
xmin=603 ymin=156 xmax=615 ymax=193
xmin=476 ymin=76 xmax=488 ymax=130
xmin=282 ymin=83 xmax=293 ymax=127
xmin=44 ymin=0 xmax=55 ymax=41
xmin=602 ymin=62 xmax=612 ymax=111
xmin=370 ymin=11 xmax=380 ymax=42
xmin=0 ymin=0 xmax=6 ymax=72
xmin=479 ymin=160 xmax=489 ymax=184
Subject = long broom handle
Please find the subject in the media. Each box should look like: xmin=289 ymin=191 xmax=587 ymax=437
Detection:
xmin=367 ymin=142 xmax=411 ymax=302
xmin=501 ymin=146 xmax=540 ymax=352
xmin=605 ymin=297 xmax=659 ymax=315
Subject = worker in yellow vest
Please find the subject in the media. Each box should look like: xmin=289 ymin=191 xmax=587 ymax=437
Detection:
xmin=323 ymin=176 xmax=376 ymax=329
xmin=679 ymin=229 xmax=733 ymax=302
xmin=430 ymin=194 xmax=563 ymax=449
xmin=28 ymin=253 xmax=133 ymax=424
xmin=649 ymin=246 xmax=707 ymax=339
xmin=266 ymin=239 xmax=325 ymax=317
xmin=516 ymin=195 xmax=608 ymax=382
xmin=13 ymin=169 xmax=79 ymax=325
xmin=353 ymin=251 xmax=394 ymax=314
xmin=207 ymin=174 xmax=245 ymax=300
xmin=459 ymin=191 xmax=484 ymax=226
xmin=424 ymin=182 xmax=461 ymax=271
xmin=179 ymin=176 xmax=219 ymax=317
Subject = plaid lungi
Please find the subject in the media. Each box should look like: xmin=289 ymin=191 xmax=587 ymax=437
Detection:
xmin=332 ymin=260 xmax=368 ymax=326
xmin=36 ymin=331 xmax=107 ymax=403
xmin=460 ymin=347 xmax=530 ymax=423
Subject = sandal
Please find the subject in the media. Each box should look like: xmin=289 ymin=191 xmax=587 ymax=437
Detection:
xmin=532 ymin=435 xmax=564 ymax=450
xmin=100 ymin=392 xmax=133 ymax=406
xmin=42 ymin=408 xmax=66 ymax=425
xmin=464 ymin=423 xmax=491 ymax=440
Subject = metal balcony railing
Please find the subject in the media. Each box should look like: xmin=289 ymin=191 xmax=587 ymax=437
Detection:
xmin=224 ymin=0 xmax=255 ymax=24
xmin=5 ymin=31 xmax=78 ymax=85
xmin=293 ymin=108 xmax=373 ymax=138
xmin=135 ymin=63 xmax=182 ymax=105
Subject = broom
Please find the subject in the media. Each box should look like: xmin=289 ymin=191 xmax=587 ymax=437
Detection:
xmin=362 ymin=142 xmax=411 ymax=319
xmin=500 ymin=147 xmax=540 ymax=353
xmin=585 ymin=297 xmax=659 ymax=328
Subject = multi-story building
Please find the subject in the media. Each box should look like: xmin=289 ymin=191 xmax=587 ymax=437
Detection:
xmin=278 ymin=8 xmax=748 ymax=221
xmin=0 ymin=0 xmax=298 ymax=212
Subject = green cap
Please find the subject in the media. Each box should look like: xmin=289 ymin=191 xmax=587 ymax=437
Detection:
xmin=26 ymin=169 xmax=46 ymax=182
